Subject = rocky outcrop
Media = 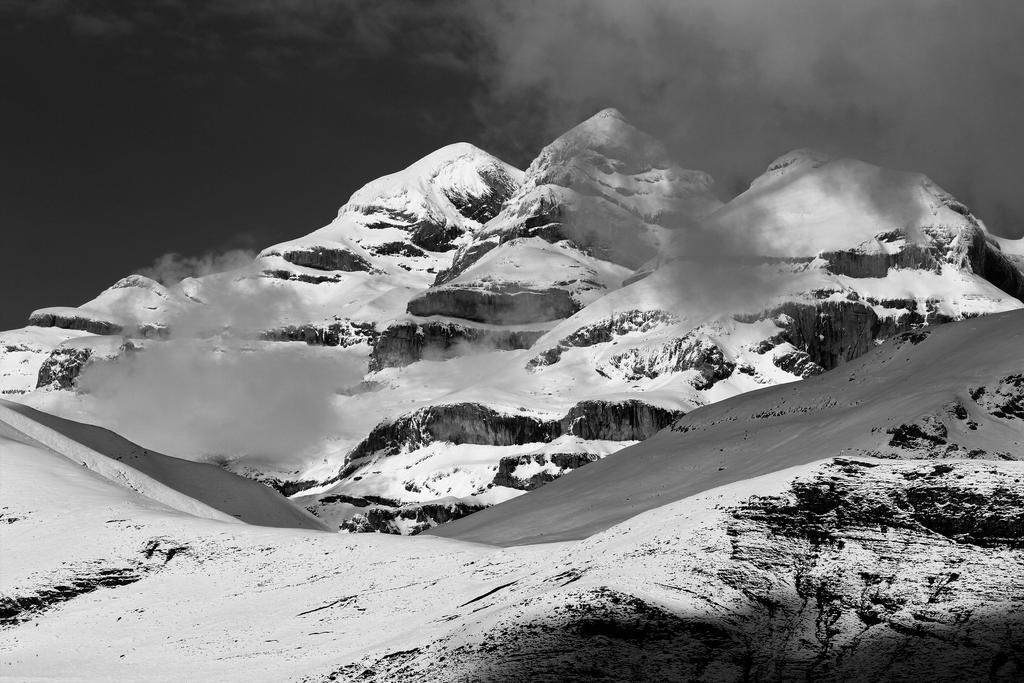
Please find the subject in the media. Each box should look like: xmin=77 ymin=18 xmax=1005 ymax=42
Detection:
xmin=357 ymin=207 xmax=465 ymax=252
xmin=822 ymin=233 xmax=940 ymax=278
xmin=347 ymin=403 xmax=561 ymax=462
xmin=434 ymin=238 xmax=500 ymax=285
xmin=369 ymin=321 xmax=544 ymax=371
xmin=364 ymin=458 xmax=1024 ymax=681
xmin=967 ymin=233 xmax=1024 ymax=300
xmin=406 ymin=286 xmax=580 ymax=325
xmin=348 ymin=399 xmax=680 ymax=463
xmin=368 ymin=242 xmax=427 ymax=258
xmin=492 ymin=452 xmax=601 ymax=491
xmin=261 ymin=269 xmax=342 ymax=284
xmin=442 ymin=164 xmax=520 ymax=224
xmin=339 ymin=500 xmax=483 ymax=535
xmin=408 ymin=220 xmax=462 ymax=252
xmin=760 ymin=300 xmax=926 ymax=371
xmin=274 ymin=246 xmax=373 ymax=272
xmin=559 ymin=400 xmax=682 ymax=441
xmin=970 ymin=374 xmax=1024 ymax=421
xmin=434 ymin=194 xmax=564 ymax=284
xmin=772 ymin=349 xmax=824 ymax=378
xmin=528 ymin=310 xmax=677 ymax=369
xmin=606 ymin=334 xmax=735 ymax=388
xmin=260 ymin=321 xmax=377 ymax=348
xmin=36 ymin=348 xmax=94 ymax=390
xmin=28 ymin=311 xmax=122 ymax=335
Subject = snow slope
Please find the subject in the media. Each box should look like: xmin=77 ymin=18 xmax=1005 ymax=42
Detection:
xmin=3 ymin=431 xmax=1022 ymax=680
xmin=433 ymin=308 xmax=1024 ymax=545
xmin=0 ymin=399 xmax=326 ymax=530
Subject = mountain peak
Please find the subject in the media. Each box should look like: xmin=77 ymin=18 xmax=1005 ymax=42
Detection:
xmin=583 ymin=106 xmax=628 ymax=125
xmin=345 ymin=142 xmax=522 ymax=213
xmin=752 ymin=148 xmax=834 ymax=189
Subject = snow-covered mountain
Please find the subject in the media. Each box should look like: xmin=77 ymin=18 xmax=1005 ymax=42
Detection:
xmin=3 ymin=311 xmax=1022 ymax=680
xmin=2 ymin=108 xmax=1022 ymax=535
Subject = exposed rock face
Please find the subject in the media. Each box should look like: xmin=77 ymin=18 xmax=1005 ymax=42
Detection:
xmin=368 ymin=241 xmax=427 ymax=258
xmin=347 ymin=403 xmax=561 ymax=462
xmin=492 ymin=452 xmax=601 ymax=491
xmin=408 ymin=220 xmax=463 ymax=252
xmin=886 ymin=415 xmax=949 ymax=451
xmin=441 ymin=163 xmax=520 ymax=224
xmin=36 ymin=348 xmax=93 ymax=389
xmin=274 ymin=246 xmax=373 ymax=272
xmin=559 ymin=400 xmax=682 ymax=441
xmin=818 ymin=223 xmax=1024 ymax=302
xmin=434 ymin=195 xmax=563 ymax=284
xmin=966 ymin=232 xmax=1024 ymax=300
xmin=347 ymin=399 xmax=680 ymax=464
xmin=339 ymin=500 xmax=483 ymax=535
xmin=406 ymin=286 xmax=580 ymax=325
xmin=528 ymin=309 xmax=677 ymax=369
xmin=356 ymin=209 xmax=464 ymax=252
xmin=260 ymin=321 xmax=377 ymax=348
xmin=821 ymin=233 xmax=940 ymax=278
xmin=369 ymin=321 xmax=544 ymax=371
xmin=970 ymin=374 xmax=1024 ymax=421
xmin=261 ymin=269 xmax=342 ymax=285
xmin=759 ymin=300 xmax=938 ymax=372
xmin=360 ymin=459 xmax=1024 ymax=682
xmin=28 ymin=311 xmax=122 ymax=336
xmin=434 ymin=238 xmax=500 ymax=285
xmin=772 ymin=349 xmax=825 ymax=378
xmin=606 ymin=334 xmax=735 ymax=388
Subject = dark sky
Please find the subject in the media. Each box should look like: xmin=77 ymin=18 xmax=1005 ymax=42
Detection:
xmin=3 ymin=0 xmax=1022 ymax=331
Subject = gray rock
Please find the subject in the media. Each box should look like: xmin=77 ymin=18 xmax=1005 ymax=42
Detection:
xmin=369 ymin=321 xmax=544 ymax=371
xmin=36 ymin=348 xmax=94 ymax=390
xmin=276 ymin=246 xmax=372 ymax=272
xmin=559 ymin=399 xmax=682 ymax=441
xmin=28 ymin=312 xmax=122 ymax=336
xmin=406 ymin=286 xmax=580 ymax=325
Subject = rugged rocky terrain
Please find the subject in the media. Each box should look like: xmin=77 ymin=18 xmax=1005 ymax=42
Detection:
xmin=1 ymin=108 xmax=1022 ymax=534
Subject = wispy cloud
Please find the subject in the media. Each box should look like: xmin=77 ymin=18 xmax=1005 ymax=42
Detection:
xmin=462 ymin=0 xmax=1024 ymax=237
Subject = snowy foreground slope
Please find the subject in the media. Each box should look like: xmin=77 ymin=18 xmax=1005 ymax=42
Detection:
xmin=2 ymin=311 xmax=1023 ymax=681
xmin=2 ymin=108 xmax=1023 ymax=534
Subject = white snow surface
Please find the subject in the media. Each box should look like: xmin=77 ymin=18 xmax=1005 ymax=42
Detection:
xmin=0 ymin=399 xmax=326 ymax=530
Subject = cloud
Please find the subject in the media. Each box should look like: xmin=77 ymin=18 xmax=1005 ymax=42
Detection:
xmin=86 ymin=249 xmax=364 ymax=469
xmin=463 ymin=0 xmax=1024 ymax=238
xmin=78 ymin=341 xmax=363 ymax=469
xmin=136 ymin=249 xmax=256 ymax=286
